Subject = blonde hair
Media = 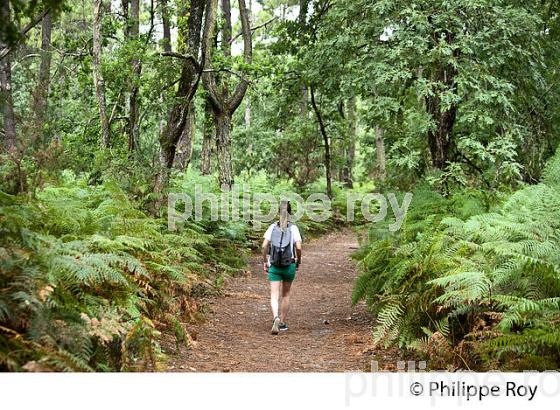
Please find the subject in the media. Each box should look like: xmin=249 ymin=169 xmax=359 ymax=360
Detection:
xmin=279 ymin=200 xmax=289 ymax=232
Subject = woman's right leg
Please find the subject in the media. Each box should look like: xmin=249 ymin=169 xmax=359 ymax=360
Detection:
xmin=270 ymin=280 xmax=281 ymax=319
xmin=279 ymin=280 xmax=292 ymax=323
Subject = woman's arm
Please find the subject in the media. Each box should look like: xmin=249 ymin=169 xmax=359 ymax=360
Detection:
xmin=262 ymin=239 xmax=270 ymax=273
xmin=295 ymin=240 xmax=302 ymax=269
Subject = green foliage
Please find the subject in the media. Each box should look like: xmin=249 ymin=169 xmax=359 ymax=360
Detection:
xmin=170 ymin=168 xmax=350 ymax=245
xmin=312 ymin=0 xmax=560 ymax=187
xmin=0 ymin=174 xmax=245 ymax=371
xmin=432 ymin=150 xmax=560 ymax=369
xmin=352 ymin=186 xmax=491 ymax=350
xmin=353 ymin=149 xmax=560 ymax=369
xmin=3 ymin=0 xmax=560 ymax=374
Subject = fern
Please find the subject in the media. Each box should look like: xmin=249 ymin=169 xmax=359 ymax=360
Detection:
xmin=429 ymin=149 xmax=560 ymax=368
xmin=353 ymin=149 xmax=560 ymax=369
xmin=0 ymin=174 xmax=251 ymax=371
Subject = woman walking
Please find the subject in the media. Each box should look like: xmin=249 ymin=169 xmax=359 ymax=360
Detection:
xmin=261 ymin=201 xmax=303 ymax=334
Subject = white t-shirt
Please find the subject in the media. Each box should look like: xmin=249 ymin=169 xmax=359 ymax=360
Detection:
xmin=264 ymin=223 xmax=302 ymax=260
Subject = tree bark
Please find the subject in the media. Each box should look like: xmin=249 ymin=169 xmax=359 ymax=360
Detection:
xmin=425 ymin=31 xmax=459 ymax=170
xmin=426 ymin=78 xmax=457 ymax=169
xmin=298 ymin=0 xmax=308 ymax=118
xmin=156 ymin=58 xmax=199 ymax=184
xmin=92 ymin=0 xmax=110 ymax=148
xmin=127 ymin=0 xmax=141 ymax=152
xmin=202 ymin=0 xmax=252 ymax=188
xmin=214 ymin=112 xmax=233 ymax=187
xmin=0 ymin=54 xmax=16 ymax=151
xmin=161 ymin=0 xmax=172 ymax=52
xmin=31 ymin=12 xmax=52 ymax=145
xmin=0 ymin=1 xmax=16 ymax=150
xmin=300 ymin=85 xmax=308 ymax=118
xmin=154 ymin=0 xmax=212 ymax=207
xmin=299 ymin=0 xmax=308 ymax=25
xmin=310 ymin=86 xmax=332 ymax=198
xmin=212 ymin=117 xmax=232 ymax=187
xmin=374 ymin=125 xmax=386 ymax=181
xmin=244 ymin=98 xmax=251 ymax=128
xmin=221 ymin=0 xmax=232 ymax=57
xmin=174 ymin=101 xmax=195 ymax=170
xmin=159 ymin=0 xmax=205 ymax=166
xmin=200 ymin=98 xmax=214 ymax=174
xmin=341 ymin=95 xmax=355 ymax=188
xmin=159 ymin=0 xmax=171 ymax=164
xmin=122 ymin=0 xmax=129 ymax=36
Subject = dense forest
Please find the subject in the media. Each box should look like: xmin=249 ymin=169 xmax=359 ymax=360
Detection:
xmin=1 ymin=0 xmax=560 ymax=372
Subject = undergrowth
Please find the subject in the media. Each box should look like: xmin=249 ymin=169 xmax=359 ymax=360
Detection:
xmin=0 ymin=172 xmax=247 ymax=371
xmin=352 ymin=149 xmax=560 ymax=370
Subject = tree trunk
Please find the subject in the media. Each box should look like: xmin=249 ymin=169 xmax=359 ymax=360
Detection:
xmin=202 ymin=0 xmax=251 ymax=189
xmin=153 ymin=151 xmax=171 ymax=211
xmin=324 ymin=132 xmax=333 ymax=199
xmin=122 ymin=0 xmax=129 ymax=36
xmin=159 ymin=0 xmax=206 ymax=168
xmin=214 ymin=112 xmax=233 ymax=187
xmin=221 ymin=0 xmax=232 ymax=57
xmin=375 ymin=125 xmax=386 ymax=181
xmin=426 ymin=84 xmax=457 ymax=169
xmin=92 ymin=0 xmax=110 ymax=148
xmin=127 ymin=0 xmax=141 ymax=152
xmin=298 ymin=0 xmax=308 ymax=118
xmin=0 ymin=55 xmax=16 ymax=151
xmin=154 ymin=0 xmax=210 ymax=211
xmin=425 ymin=31 xmax=458 ymax=170
xmin=159 ymin=0 xmax=171 ymax=163
xmin=0 ymin=81 xmax=16 ymax=152
xmin=31 ymin=12 xmax=52 ymax=145
xmin=200 ymin=98 xmax=213 ymax=174
xmin=174 ymin=102 xmax=195 ymax=170
xmin=161 ymin=0 xmax=172 ymax=52
xmin=299 ymin=0 xmax=308 ymax=25
xmin=245 ymin=0 xmax=252 ymax=131
xmin=341 ymin=95 xmax=355 ymax=188
xmin=310 ymin=86 xmax=332 ymax=198
xmin=244 ymin=99 xmax=251 ymax=129
xmin=0 ymin=1 xmax=16 ymax=150
xmin=300 ymin=85 xmax=308 ymax=118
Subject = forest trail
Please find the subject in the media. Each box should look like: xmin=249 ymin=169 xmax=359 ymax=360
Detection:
xmin=168 ymin=229 xmax=399 ymax=372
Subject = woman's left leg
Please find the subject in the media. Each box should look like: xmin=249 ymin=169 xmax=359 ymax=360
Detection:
xmin=270 ymin=280 xmax=282 ymax=334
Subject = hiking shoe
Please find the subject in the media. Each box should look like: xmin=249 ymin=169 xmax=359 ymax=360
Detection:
xmin=279 ymin=322 xmax=288 ymax=331
xmin=271 ymin=316 xmax=281 ymax=335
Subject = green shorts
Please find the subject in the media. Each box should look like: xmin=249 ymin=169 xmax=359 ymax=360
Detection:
xmin=267 ymin=263 xmax=297 ymax=282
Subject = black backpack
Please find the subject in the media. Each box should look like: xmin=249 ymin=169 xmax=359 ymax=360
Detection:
xmin=269 ymin=223 xmax=293 ymax=268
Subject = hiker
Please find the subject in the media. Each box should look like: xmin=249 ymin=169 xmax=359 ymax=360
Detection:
xmin=262 ymin=200 xmax=302 ymax=335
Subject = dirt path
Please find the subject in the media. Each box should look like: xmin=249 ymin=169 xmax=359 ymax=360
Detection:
xmin=168 ymin=229 xmax=397 ymax=372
